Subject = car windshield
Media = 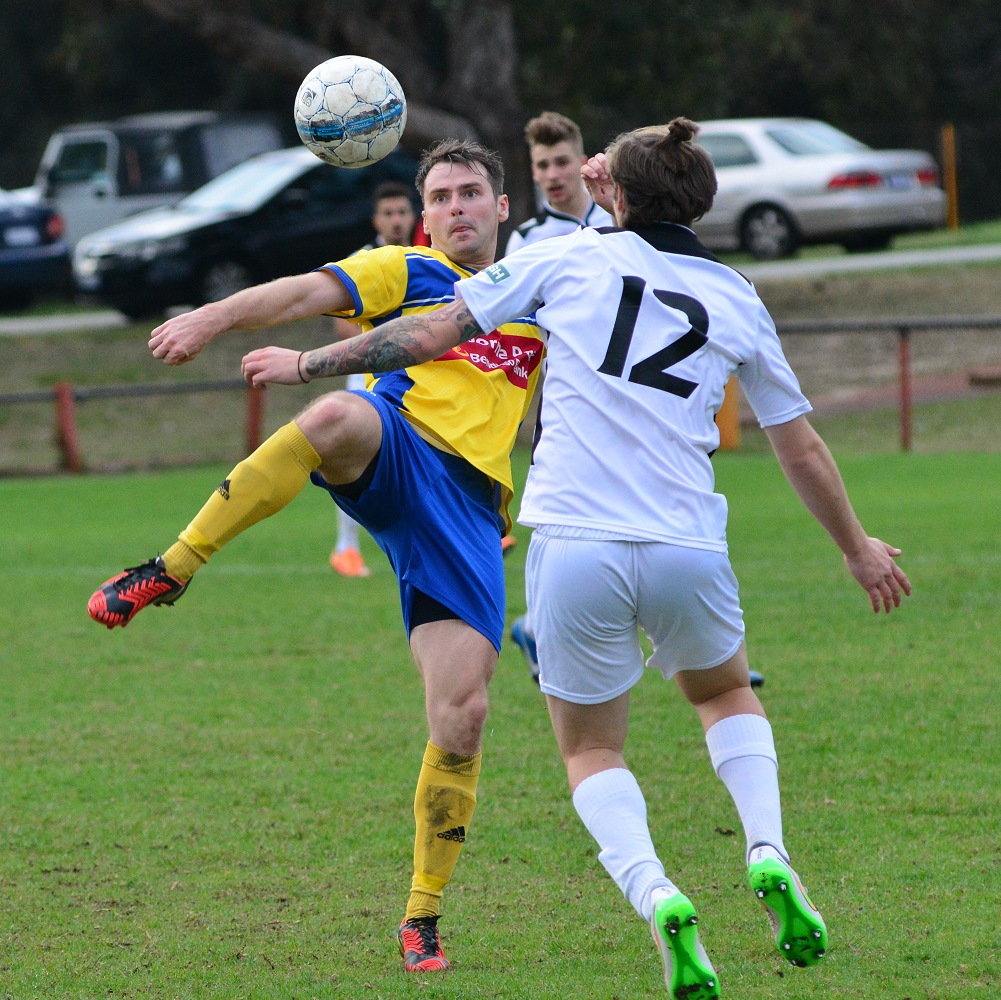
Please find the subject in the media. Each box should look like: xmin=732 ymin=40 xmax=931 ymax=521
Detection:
xmin=765 ymin=121 xmax=869 ymax=156
xmin=177 ymin=153 xmax=312 ymax=213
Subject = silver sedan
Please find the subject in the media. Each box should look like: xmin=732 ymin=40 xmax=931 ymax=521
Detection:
xmin=693 ymin=118 xmax=947 ymax=260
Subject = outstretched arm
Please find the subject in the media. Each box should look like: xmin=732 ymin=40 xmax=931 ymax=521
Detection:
xmin=240 ymin=296 xmax=485 ymax=386
xmin=764 ymin=415 xmax=912 ymax=614
xmin=149 ymin=270 xmax=352 ymax=366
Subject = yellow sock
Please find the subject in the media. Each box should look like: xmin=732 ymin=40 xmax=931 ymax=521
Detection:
xmin=406 ymin=742 xmax=481 ymax=921
xmin=161 ymin=422 xmax=321 ymax=581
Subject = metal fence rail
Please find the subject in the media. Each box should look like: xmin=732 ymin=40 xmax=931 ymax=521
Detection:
xmin=776 ymin=315 xmax=1001 ymax=451
xmin=0 ymin=378 xmax=264 ymax=473
xmin=2 ymin=315 xmax=1000 ymax=472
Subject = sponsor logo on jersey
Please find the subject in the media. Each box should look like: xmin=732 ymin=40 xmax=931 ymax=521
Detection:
xmin=436 ymin=331 xmax=543 ymax=388
xmin=484 ymin=263 xmax=510 ymax=284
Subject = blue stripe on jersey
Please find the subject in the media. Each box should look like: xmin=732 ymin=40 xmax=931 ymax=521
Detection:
xmin=369 ymin=369 xmax=415 ymax=409
xmin=401 ymin=251 xmax=471 ymax=309
xmin=323 ymin=263 xmax=362 ymax=315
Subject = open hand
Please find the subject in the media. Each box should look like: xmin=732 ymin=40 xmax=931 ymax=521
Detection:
xmin=844 ymin=538 xmax=912 ymax=613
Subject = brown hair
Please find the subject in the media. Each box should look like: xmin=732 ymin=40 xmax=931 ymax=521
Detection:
xmin=371 ymin=179 xmax=414 ymax=209
xmin=415 ymin=139 xmax=505 ymax=200
xmin=605 ymin=117 xmax=716 ymax=229
xmin=523 ymin=111 xmax=584 ymax=156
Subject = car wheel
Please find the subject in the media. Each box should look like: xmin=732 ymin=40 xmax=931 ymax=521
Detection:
xmin=201 ymin=259 xmax=254 ymax=303
xmin=740 ymin=205 xmax=799 ymax=260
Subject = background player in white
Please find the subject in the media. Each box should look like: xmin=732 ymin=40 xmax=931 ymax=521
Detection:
xmin=505 ymin=111 xmax=615 ymax=679
xmin=329 ymin=181 xmax=416 ymax=577
xmin=240 ymin=118 xmax=911 ymax=999
xmin=505 ymin=111 xmax=613 ymax=255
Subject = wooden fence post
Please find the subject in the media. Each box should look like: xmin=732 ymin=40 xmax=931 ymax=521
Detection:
xmin=245 ymin=385 xmax=266 ymax=454
xmin=54 ymin=380 xmax=83 ymax=472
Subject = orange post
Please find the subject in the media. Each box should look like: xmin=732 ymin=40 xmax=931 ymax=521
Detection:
xmin=245 ymin=385 xmax=266 ymax=454
xmin=898 ymin=327 xmax=912 ymax=452
xmin=54 ymin=380 xmax=83 ymax=472
xmin=941 ymin=122 xmax=959 ymax=230
xmin=717 ymin=376 xmax=741 ymax=451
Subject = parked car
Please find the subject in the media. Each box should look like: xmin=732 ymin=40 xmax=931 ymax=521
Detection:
xmin=692 ymin=118 xmax=947 ymax=259
xmin=73 ymin=146 xmax=418 ymax=319
xmin=20 ymin=111 xmax=285 ymax=248
xmin=0 ymin=187 xmax=70 ymax=311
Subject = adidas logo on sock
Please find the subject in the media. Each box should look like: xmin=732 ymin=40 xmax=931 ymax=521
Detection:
xmin=436 ymin=826 xmax=466 ymax=842
xmin=216 ymin=478 xmax=231 ymax=500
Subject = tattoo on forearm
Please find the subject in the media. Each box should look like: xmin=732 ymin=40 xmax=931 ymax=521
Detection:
xmin=452 ymin=302 xmax=484 ymax=344
xmin=302 ymin=300 xmax=484 ymax=380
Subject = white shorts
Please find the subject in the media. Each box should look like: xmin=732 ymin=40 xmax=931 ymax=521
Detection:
xmin=525 ymin=531 xmax=745 ymax=704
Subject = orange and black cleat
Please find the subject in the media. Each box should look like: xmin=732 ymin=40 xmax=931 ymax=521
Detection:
xmin=88 ymin=555 xmax=189 ymax=629
xmin=398 ymin=916 xmax=450 ymax=973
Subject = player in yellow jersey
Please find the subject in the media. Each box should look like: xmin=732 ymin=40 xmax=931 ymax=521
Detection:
xmin=87 ymin=140 xmax=544 ymax=974
xmin=329 ymin=180 xmax=417 ymax=578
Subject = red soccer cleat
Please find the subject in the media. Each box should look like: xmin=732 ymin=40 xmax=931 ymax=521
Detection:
xmin=398 ymin=916 xmax=450 ymax=973
xmin=88 ymin=556 xmax=189 ymax=629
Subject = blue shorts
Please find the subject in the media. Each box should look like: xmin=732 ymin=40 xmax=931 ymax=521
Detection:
xmin=310 ymin=390 xmax=506 ymax=650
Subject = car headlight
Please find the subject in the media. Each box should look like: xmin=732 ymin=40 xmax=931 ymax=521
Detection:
xmin=136 ymin=235 xmax=189 ymax=260
xmin=90 ymin=235 xmax=190 ymax=262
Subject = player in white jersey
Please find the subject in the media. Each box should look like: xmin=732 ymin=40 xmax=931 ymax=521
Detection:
xmin=239 ymin=119 xmax=911 ymax=999
xmin=505 ymin=111 xmax=613 ymax=256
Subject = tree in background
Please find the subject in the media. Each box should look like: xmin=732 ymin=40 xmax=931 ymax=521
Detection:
xmin=0 ymin=0 xmax=533 ymax=227
xmin=3 ymin=0 xmax=1001 ymax=222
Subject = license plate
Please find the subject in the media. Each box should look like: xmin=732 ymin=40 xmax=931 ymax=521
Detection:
xmin=885 ymin=171 xmax=914 ymax=191
xmin=3 ymin=225 xmax=41 ymax=247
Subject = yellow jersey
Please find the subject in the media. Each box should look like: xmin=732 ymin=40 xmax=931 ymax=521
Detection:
xmin=322 ymin=245 xmax=544 ymax=527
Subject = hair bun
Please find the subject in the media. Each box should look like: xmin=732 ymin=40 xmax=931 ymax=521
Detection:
xmin=666 ymin=117 xmax=698 ymax=144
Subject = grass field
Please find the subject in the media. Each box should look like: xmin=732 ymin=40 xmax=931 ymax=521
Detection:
xmin=1 ymin=444 xmax=997 ymax=999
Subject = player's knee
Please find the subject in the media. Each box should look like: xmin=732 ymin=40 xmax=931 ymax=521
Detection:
xmin=433 ymin=689 xmax=489 ymax=749
xmin=297 ymin=391 xmax=363 ymax=457
xmin=461 ymin=690 xmax=490 ymax=734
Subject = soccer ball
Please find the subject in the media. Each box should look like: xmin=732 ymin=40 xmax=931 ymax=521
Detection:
xmin=294 ymin=55 xmax=407 ymax=169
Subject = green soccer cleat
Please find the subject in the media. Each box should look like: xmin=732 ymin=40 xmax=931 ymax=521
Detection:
xmin=649 ymin=890 xmax=720 ymax=1000
xmin=748 ymin=854 xmax=828 ymax=967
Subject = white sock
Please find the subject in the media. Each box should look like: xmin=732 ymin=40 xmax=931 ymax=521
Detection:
xmin=705 ymin=714 xmax=787 ymax=862
xmin=335 ymin=509 xmax=360 ymax=553
xmin=572 ymin=768 xmax=678 ymax=921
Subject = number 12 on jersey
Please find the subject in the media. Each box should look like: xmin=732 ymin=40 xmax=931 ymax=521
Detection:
xmin=598 ymin=275 xmax=709 ymax=398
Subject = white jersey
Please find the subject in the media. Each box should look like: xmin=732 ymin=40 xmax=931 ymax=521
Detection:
xmin=458 ymin=224 xmax=811 ymax=551
xmin=505 ymin=199 xmax=614 ymax=255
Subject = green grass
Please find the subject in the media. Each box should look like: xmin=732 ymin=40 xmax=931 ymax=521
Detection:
xmin=1 ymin=446 xmax=997 ymax=998
xmin=737 ymin=393 xmax=1001 ymax=455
